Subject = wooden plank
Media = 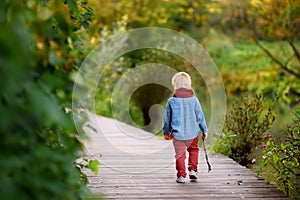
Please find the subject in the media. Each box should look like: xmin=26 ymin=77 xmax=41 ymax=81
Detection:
xmin=83 ymin=113 xmax=290 ymax=200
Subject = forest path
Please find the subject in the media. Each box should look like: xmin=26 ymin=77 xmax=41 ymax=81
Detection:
xmin=83 ymin=112 xmax=289 ymax=200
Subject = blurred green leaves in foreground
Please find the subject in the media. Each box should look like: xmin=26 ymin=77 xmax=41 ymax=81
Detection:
xmin=0 ymin=0 xmax=101 ymax=199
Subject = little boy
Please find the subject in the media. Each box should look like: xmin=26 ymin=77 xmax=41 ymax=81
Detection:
xmin=163 ymin=72 xmax=208 ymax=183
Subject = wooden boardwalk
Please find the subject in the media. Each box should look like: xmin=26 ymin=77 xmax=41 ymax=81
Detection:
xmin=83 ymin=113 xmax=290 ymax=200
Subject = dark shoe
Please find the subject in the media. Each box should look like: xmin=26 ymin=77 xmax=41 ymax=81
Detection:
xmin=189 ymin=170 xmax=198 ymax=180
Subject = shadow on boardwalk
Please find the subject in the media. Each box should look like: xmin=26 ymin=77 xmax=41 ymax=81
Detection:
xmin=83 ymin=113 xmax=290 ymax=200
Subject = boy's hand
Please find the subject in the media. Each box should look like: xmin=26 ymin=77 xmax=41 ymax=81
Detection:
xmin=164 ymin=132 xmax=174 ymax=140
xmin=202 ymin=132 xmax=207 ymax=140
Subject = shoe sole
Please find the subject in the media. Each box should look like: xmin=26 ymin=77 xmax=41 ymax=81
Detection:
xmin=176 ymin=178 xmax=186 ymax=183
xmin=189 ymin=174 xmax=198 ymax=180
xmin=176 ymin=180 xmax=185 ymax=183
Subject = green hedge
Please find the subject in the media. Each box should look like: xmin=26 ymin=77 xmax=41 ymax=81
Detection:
xmin=0 ymin=0 xmax=98 ymax=199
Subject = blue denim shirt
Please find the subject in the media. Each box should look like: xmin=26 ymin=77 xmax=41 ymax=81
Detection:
xmin=163 ymin=96 xmax=208 ymax=140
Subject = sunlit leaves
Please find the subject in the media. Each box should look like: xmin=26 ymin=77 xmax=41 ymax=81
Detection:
xmin=249 ymin=0 xmax=300 ymax=40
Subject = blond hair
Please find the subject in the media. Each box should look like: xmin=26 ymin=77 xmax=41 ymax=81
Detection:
xmin=172 ymin=72 xmax=192 ymax=89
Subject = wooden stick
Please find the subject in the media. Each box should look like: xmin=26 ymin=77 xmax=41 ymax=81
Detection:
xmin=202 ymin=139 xmax=212 ymax=172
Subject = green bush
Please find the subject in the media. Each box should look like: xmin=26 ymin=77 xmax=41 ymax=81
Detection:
xmin=0 ymin=0 xmax=99 ymax=199
xmin=212 ymin=93 xmax=276 ymax=167
xmin=260 ymin=110 xmax=300 ymax=199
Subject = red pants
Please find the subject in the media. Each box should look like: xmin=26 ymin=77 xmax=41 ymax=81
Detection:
xmin=173 ymin=136 xmax=199 ymax=178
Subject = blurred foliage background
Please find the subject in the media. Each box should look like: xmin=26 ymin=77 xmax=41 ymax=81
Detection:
xmin=0 ymin=0 xmax=299 ymax=199
xmin=88 ymin=0 xmax=300 ymax=130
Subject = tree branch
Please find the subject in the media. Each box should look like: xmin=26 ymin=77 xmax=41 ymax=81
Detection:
xmin=253 ymin=39 xmax=300 ymax=79
xmin=245 ymin=7 xmax=300 ymax=80
xmin=288 ymin=39 xmax=300 ymax=64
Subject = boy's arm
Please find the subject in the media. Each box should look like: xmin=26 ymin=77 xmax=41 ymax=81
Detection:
xmin=163 ymin=101 xmax=172 ymax=136
xmin=195 ymin=98 xmax=208 ymax=138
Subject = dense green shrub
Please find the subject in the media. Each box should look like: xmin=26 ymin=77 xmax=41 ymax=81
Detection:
xmin=213 ymin=93 xmax=276 ymax=166
xmin=0 ymin=0 xmax=99 ymax=199
xmin=260 ymin=110 xmax=300 ymax=199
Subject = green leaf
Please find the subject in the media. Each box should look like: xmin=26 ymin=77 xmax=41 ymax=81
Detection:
xmin=295 ymin=110 xmax=300 ymax=120
xmin=80 ymin=20 xmax=89 ymax=30
xmin=87 ymin=159 xmax=100 ymax=175
xmin=67 ymin=0 xmax=80 ymax=19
